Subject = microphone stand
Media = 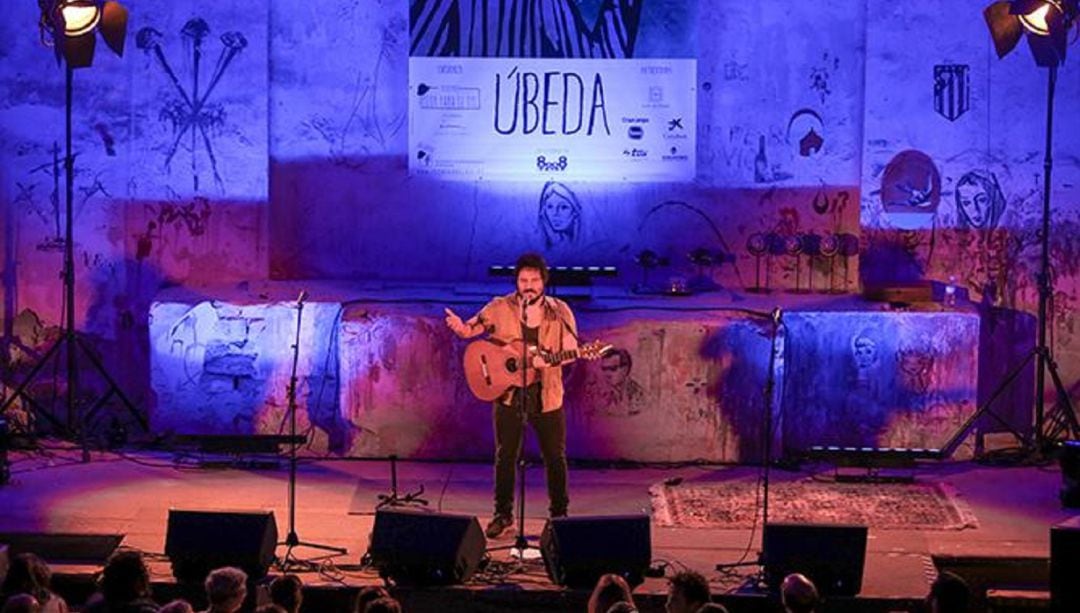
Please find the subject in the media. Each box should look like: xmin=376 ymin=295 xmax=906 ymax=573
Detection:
xmin=716 ymin=307 xmax=784 ymax=585
xmin=760 ymin=307 xmax=782 ymax=545
xmin=490 ymin=295 xmax=542 ymax=560
xmin=375 ymin=454 xmax=429 ymax=509
xmin=279 ymin=291 xmax=347 ymax=570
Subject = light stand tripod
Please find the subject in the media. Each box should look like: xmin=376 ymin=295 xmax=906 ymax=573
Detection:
xmin=279 ymin=291 xmax=347 ymax=569
xmin=939 ymin=62 xmax=1080 ymax=459
xmin=0 ymin=63 xmax=145 ymax=461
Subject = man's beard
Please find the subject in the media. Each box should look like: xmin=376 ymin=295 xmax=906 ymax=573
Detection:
xmin=519 ymin=290 xmax=543 ymax=305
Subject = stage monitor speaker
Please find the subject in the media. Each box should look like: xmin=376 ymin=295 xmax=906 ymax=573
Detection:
xmin=366 ymin=508 xmax=485 ymax=585
xmin=1052 ymin=516 xmax=1080 ymax=612
xmin=540 ymin=514 xmax=651 ymax=589
xmin=763 ymin=522 xmax=867 ymax=597
xmin=164 ymin=509 xmax=278 ymax=583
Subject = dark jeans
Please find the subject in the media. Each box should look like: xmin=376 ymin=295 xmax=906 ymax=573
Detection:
xmin=493 ymin=397 xmax=568 ymax=517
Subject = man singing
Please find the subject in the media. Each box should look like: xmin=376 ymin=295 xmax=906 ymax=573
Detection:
xmin=444 ymin=253 xmax=578 ymax=538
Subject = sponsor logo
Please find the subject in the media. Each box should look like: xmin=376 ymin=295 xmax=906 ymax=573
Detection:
xmin=417 ymin=85 xmax=481 ymax=110
xmin=628 ymin=126 xmax=644 ymax=140
xmin=536 ymin=155 xmax=568 ymax=172
xmin=622 ymin=148 xmax=648 ymax=158
xmin=642 ymin=86 xmax=670 ymax=109
xmin=663 ymin=117 xmax=688 ymax=140
xmin=640 ymin=65 xmax=673 ymax=75
xmin=662 ymin=145 xmax=689 ymax=162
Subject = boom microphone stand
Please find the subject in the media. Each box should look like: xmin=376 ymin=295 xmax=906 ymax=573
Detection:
xmin=489 ymin=295 xmax=542 ymax=560
xmin=279 ymin=291 xmax=347 ymax=569
xmin=716 ymin=307 xmax=784 ymax=584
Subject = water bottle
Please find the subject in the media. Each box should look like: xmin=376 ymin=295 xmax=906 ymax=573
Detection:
xmin=944 ymin=275 xmax=957 ymax=307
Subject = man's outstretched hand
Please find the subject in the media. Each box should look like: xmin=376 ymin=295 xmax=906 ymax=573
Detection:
xmin=444 ymin=307 xmax=471 ymax=338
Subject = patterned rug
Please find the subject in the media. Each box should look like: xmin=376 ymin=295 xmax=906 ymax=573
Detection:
xmin=649 ymin=479 xmax=978 ymax=530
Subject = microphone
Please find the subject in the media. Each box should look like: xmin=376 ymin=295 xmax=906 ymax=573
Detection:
xmin=297 ymin=290 xmax=308 ymax=305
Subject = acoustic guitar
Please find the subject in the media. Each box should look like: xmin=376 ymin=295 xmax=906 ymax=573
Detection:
xmin=463 ymin=338 xmax=612 ymax=401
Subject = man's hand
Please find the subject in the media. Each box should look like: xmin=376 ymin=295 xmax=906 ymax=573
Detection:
xmin=444 ymin=308 xmax=472 ymax=338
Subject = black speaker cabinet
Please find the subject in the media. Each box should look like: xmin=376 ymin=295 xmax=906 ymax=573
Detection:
xmin=367 ymin=508 xmax=485 ymax=585
xmin=164 ymin=509 xmax=278 ymax=583
xmin=540 ymin=514 xmax=651 ymax=588
xmin=762 ymin=522 xmax=867 ymax=597
xmin=1051 ymin=516 xmax=1080 ymax=612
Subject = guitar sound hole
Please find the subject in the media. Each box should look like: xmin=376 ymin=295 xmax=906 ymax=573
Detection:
xmin=505 ymin=358 xmax=518 ymax=374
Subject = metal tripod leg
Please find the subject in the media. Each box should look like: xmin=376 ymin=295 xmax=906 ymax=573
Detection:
xmin=939 ymin=348 xmax=1035 ymax=459
xmin=0 ymin=338 xmax=73 ymax=436
xmin=1040 ymin=347 xmax=1080 ymax=445
xmin=74 ymin=334 xmax=147 ymax=431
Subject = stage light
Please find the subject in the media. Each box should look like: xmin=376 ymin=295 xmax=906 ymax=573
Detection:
xmin=39 ymin=0 xmax=128 ymax=68
xmin=819 ymin=234 xmax=840 ymax=258
xmin=2 ymin=0 xmax=144 ymax=450
xmin=959 ymin=0 xmax=1080 ymax=457
xmin=61 ymin=1 xmax=101 ymax=36
xmin=784 ymin=234 xmax=804 ymax=256
xmin=984 ymin=0 xmax=1078 ymax=67
xmin=1018 ymin=0 xmax=1062 ymax=35
xmin=746 ymin=233 xmax=768 ymax=257
xmin=634 ymin=250 xmax=668 ymax=268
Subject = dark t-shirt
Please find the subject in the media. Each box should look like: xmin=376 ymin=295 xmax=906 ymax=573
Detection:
xmin=500 ymin=324 xmax=542 ymax=415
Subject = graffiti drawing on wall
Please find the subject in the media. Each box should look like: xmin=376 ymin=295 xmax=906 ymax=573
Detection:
xmin=19 ymin=143 xmax=65 ymax=251
xmin=136 ymin=19 xmax=248 ymax=192
xmin=537 ymin=180 xmax=582 ymax=249
xmin=934 ymin=64 xmax=970 ymax=122
xmin=842 ymin=327 xmax=890 ymax=442
xmin=410 ymin=0 xmax=644 ymax=58
xmin=303 ymin=18 xmax=408 ymax=168
xmin=945 ymin=169 xmax=1012 ymax=304
xmin=135 ymin=196 xmax=213 ymax=261
xmin=786 ymin=108 xmax=825 ymax=158
xmin=809 ymin=51 xmax=840 ymax=104
xmin=581 ymin=348 xmax=646 ymax=417
xmin=881 ymin=150 xmax=942 ymax=215
xmin=955 ymin=170 xmax=1006 ymax=230
xmin=898 ymin=347 xmax=935 ymax=396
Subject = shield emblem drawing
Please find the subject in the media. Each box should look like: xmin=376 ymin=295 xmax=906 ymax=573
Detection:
xmin=934 ymin=64 xmax=970 ymax=122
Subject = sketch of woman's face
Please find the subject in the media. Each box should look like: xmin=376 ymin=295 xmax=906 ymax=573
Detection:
xmin=957 ymin=181 xmax=990 ymax=228
xmin=543 ymin=193 xmax=576 ymax=233
xmin=852 ymin=335 xmax=878 ymax=370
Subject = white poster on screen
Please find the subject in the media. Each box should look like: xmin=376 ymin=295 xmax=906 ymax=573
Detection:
xmin=409 ymin=58 xmax=696 ymax=182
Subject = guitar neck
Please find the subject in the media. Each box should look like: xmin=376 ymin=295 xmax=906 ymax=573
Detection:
xmin=543 ymin=348 xmax=581 ymax=364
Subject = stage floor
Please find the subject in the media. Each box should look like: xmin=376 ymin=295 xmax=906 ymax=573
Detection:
xmin=0 ymin=445 xmax=1074 ymax=612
